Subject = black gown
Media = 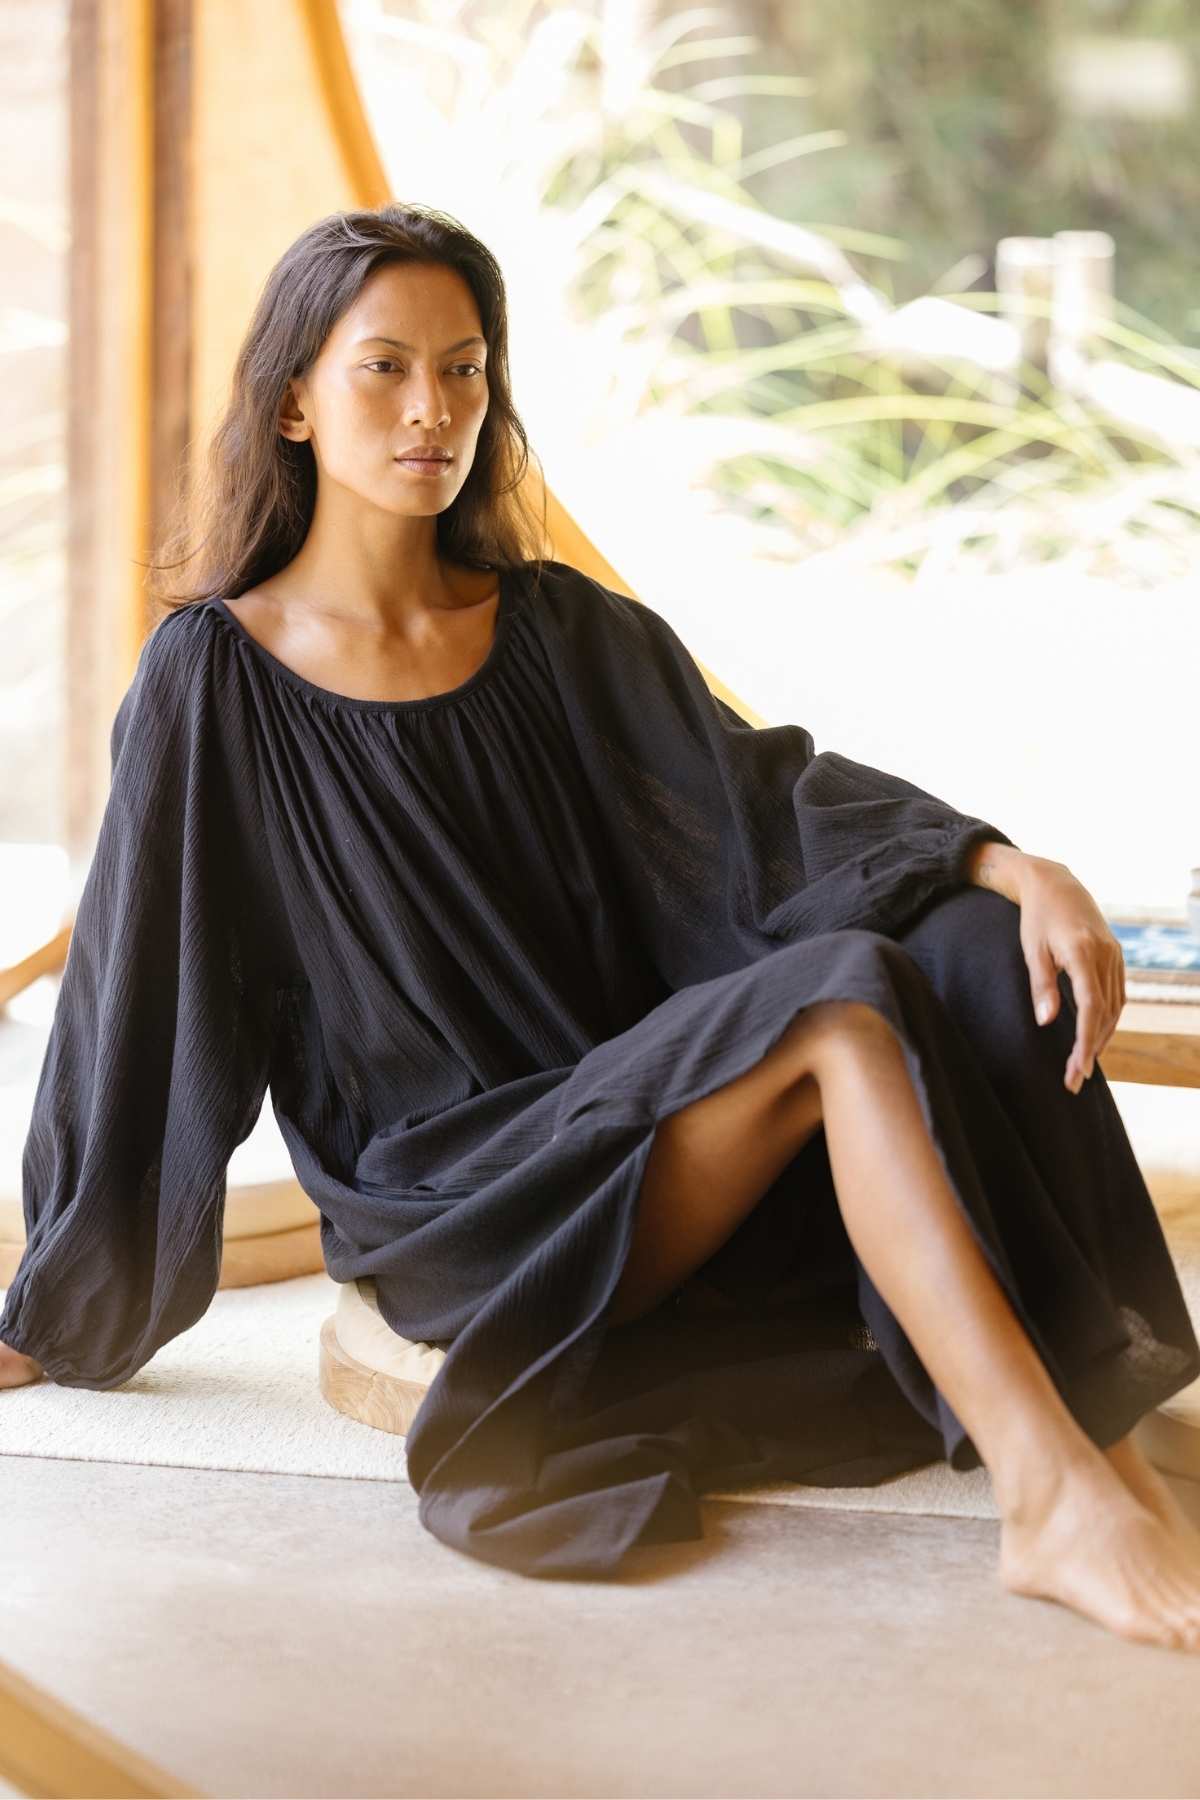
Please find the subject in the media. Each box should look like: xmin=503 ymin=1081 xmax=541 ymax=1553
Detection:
xmin=2 ymin=558 xmax=1196 ymax=1580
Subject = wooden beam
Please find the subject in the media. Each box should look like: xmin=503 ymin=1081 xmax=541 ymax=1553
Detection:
xmin=0 ymin=1653 xmax=201 ymax=1800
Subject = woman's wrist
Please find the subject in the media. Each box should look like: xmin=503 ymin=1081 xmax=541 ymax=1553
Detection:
xmin=963 ymin=839 xmax=1059 ymax=905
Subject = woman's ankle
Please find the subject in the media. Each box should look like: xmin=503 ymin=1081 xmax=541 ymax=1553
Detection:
xmin=986 ymin=1418 xmax=1114 ymax=1529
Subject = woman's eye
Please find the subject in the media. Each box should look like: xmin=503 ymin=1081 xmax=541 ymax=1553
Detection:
xmin=364 ymin=360 xmax=483 ymax=377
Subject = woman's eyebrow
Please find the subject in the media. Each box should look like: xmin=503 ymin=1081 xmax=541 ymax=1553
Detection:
xmin=355 ymin=334 xmax=487 ymax=352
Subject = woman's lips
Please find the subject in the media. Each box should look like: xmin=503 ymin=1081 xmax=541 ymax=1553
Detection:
xmin=395 ymin=457 xmax=453 ymax=476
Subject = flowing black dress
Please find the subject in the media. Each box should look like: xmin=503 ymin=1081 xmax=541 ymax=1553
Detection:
xmin=2 ymin=558 xmax=1196 ymax=1579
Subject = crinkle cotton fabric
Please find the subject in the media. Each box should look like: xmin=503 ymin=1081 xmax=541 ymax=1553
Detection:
xmin=2 ymin=558 xmax=1197 ymax=1580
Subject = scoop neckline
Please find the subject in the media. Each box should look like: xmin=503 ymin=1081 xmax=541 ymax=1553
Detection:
xmin=209 ymin=566 xmax=516 ymax=714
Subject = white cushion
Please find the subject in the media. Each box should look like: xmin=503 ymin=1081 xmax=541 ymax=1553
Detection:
xmin=333 ymin=1277 xmax=447 ymax=1384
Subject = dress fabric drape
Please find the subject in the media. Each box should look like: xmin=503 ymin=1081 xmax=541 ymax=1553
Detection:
xmin=2 ymin=557 xmax=1196 ymax=1580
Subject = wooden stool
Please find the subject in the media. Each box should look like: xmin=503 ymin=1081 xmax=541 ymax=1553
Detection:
xmin=318 ymin=1277 xmax=447 ymax=1436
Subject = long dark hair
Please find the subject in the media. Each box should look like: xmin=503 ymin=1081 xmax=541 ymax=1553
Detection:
xmin=146 ymin=201 xmax=549 ymax=613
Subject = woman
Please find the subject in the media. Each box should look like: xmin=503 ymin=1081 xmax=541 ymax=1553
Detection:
xmin=3 ymin=202 xmax=1199 ymax=1650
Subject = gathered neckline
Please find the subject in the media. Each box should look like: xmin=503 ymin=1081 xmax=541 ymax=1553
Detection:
xmin=208 ymin=566 xmax=516 ymax=714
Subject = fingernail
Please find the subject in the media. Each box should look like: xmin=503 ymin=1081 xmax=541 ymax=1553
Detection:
xmin=1037 ymin=999 xmax=1051 ymax=1024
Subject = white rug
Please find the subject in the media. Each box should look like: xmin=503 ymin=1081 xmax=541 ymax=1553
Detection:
xmin=0 ymin=1270 xmax=1008 ymax=1520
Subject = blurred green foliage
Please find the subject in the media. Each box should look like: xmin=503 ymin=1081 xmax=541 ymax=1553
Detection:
xmin=749 ymin=0 xmax=1200 ymax=344
xmin=347 ymin=0 xmax=1200 ymax=582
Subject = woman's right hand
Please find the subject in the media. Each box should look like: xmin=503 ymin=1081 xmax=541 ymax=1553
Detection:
xmin=0 ymin=1339 xmax=44 ymax=1387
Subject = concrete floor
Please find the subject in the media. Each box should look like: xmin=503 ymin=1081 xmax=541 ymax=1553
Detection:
xmin=4 ymin=1452 xmax=1200 ymax=1798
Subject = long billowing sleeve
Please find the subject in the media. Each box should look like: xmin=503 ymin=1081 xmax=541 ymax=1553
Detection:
xmin=0 ymin=608 xmax=277 ymax=1389
xmin=541 ymin=562 xmax=1019 ymax=987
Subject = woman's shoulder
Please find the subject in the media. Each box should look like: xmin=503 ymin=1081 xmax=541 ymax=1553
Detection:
xmin=110 ymin=599 xmax=236 ymax=767
xmin=526 ymin=558 xmax=655 ymax=640
xmin=120 ymin=598 xmax=225 ymax=703
xmin=533 ymin=557 xmax=625 ymax=602
xmin=143 ymin=595 xmax=223 ymax=660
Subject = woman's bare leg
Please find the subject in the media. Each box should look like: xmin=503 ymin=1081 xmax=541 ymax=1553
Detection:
xmin=609 ymin=1009 xmax=829 ymax=1326
xmin=611 ymin=994 xmax=1200 ymax=1648
xmin=801 ymin=1003 xmax=1200 ymax=1653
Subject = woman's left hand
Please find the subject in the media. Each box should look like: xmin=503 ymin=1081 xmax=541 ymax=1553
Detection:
xmin=1017 ymin=858 xmax=1127 ymax=1095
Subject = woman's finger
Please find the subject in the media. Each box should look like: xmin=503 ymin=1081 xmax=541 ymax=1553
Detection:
xmin=1065 ymin=953 xmax=1104 ymax=1088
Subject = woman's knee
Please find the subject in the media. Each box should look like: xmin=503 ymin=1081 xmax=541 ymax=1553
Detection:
xmin=888 ymin=887 xmax=1016 ymax=993
xmin=899 ymin=884 xmax=1074 ymax=1063
xmin=795 ymin=996 xmax=897 ymax=1056
xmin=781 ymin=955 xmax=920 ymax=1087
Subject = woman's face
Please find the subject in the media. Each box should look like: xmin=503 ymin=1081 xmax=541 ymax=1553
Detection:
xmin=282 ymin=259 xmax=490 ymax=518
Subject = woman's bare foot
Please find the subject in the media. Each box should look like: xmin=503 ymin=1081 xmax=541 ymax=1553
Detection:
xmin=1103 ymin=1430 xmax=1200 ymax=1563
xmin=998 ymin=1447 xmax=1200 ymax=1651
xmin=0 ymin=1340 xmax=44 ymax=1388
